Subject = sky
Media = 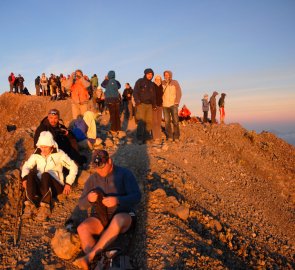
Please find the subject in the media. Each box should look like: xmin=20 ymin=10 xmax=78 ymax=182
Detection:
xmin=0 ymin=0 xmax=295 ymax=144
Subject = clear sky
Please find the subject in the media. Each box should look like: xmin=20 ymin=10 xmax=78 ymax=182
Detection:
xmin=1 ymin=0 xmax=295 ymax=142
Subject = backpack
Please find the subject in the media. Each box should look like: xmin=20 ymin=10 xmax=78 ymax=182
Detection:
xmin=94 ymin=249 xmax=134 ymax=270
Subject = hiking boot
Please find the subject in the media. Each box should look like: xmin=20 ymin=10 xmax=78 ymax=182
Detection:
xmin=35 ymin=202 xmax=51 ymax=221
xmin=22 ymin=201 xmax=35 ymax=219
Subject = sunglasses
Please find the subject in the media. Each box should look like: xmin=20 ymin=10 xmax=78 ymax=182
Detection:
xmin=93 ymin=154 xmax=109 ymax=168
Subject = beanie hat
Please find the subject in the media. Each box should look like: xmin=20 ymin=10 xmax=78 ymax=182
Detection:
xmin=36 ymin=131 xmax=58 ymax=148
xmin=144 ymin=68 xmax=154 ymax=76
xmin=91 ymin=150 xmax=109 ymax=168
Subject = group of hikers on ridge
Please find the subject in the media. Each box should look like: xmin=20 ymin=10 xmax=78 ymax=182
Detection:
xmin=9 ymin=69 xmax=227 ymax=137
xmin=18 ymin=67 xmax=227 ymax=269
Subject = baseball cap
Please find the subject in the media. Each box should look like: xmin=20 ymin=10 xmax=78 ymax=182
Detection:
xmin=91 ymin=150 xmax=109 ymax=168
xmin=48 ymin=109 xmax=60 ymax=117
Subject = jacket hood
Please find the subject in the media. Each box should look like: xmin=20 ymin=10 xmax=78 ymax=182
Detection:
xmin=163 ymin=70 xmax=173 ymax=79
xmin=36 ymin=131 xmax=59 ymax=149
xmin=144 ymin=68 xmax=154 ymax=76
xmin=108 ymin=71 xmax=115 ymax=79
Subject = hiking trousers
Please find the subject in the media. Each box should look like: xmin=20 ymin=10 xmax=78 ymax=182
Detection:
xmin=25 ymin=170 xmax=64 ymax=205
xmin=163 ymin=105 xmax=180 ymax=140
xmin=106 ymin=98 xmax=121 ymax=132
xmin=136 ymin=103 xmax=153 ymax=141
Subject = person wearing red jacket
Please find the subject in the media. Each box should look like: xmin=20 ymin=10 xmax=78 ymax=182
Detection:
xmin=8 ymin=72 xmax=15 ymax=93
xmin=178 ymin=105 xmax=191 ymax=122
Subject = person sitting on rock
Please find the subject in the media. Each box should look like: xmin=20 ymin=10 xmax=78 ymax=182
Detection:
xmin=71 ymin=111 xmax=99 ymax=150
xmin=34 ymin=108 xmax=87 ymax=166
xmin=73 ymin=150 xmax=141 ymax=270
xmin=178 ymin=104 xmax=191 ymax=123
xmin=21 ymin=131 xmax=78 ymax=221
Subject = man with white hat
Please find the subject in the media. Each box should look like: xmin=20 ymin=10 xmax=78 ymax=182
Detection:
xmin=21 ymin=131 xmax=78 ymax=221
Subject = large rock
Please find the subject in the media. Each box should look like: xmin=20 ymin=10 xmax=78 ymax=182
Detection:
xmin=51 ymin=228 xmax=81 ymax=260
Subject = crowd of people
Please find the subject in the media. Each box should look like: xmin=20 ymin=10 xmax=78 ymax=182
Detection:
xmin=16 ymin=67 xmax=227 ymax=269
xmin=8 ymin=70 xmax=227 ymax=131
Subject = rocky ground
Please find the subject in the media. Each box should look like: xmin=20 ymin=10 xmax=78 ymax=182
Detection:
xmin=0 ymin=92 xmax=294 ymax=270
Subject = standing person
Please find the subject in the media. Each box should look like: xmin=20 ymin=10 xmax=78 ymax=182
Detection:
xmin=93 ymin=86 xmax=105 ymax=115
xmin=162 ymin=70 xmax=182 ymax=142
xmin=209 ymin=91 xmax=219 ymax=124
xmin=101 ymin=71 xmax=121 ymax=134
xmin=218 ymin=93 xmax=226 ymax=124
xmin=73 ymin=150 xmax=141 ymax=270
xmin=202 ymin=94 xmax=210 ymax=123
xmin=64 ymin=69 xmax=90 ymax=119
xmin=152 ymin=74 xmax=164 ymax=143
xmin=90 ymin=74 xmax=99 ymax=95
xmin=122 ymin=83 xmax=134 ymax=120
xmin=21 ymin=131 xmax=78 ymax=221
xmin=18 ymin=74 xmax=25 ymax=94
xmin=133 ymin=68 xmax=156 ymax=144
xmin=8 ymin=72 xmax=15 ymax=93
xmin=14 ymin=75 xmax=19 ymax=93
xmin=35 ymin=76 xmax=41 ymax=96
xmin=40 ymin=73 xmax=48 ymax=96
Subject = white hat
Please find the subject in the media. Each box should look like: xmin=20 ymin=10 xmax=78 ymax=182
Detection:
xmin=36 ymin=131 xmax=58 ymax=148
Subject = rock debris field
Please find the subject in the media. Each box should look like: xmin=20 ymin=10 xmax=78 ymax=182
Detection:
xmin=0 ymin=93 xmax=294 ymax=270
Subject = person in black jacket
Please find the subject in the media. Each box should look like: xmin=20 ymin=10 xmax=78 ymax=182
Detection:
xmin=133 ymin=68 xmax=156 ymax=144
xmin=122 ymin=83 xmax=134 ymax=120
xmin=35 ymin=76 xmax=41 ymax=96
xmin=34 ymin=109 xmax=86 ymax=166
xmin=152 ymin=75 xmax=164 ymax=143
xmin=218 ymin=93 xmax=226 ymax=124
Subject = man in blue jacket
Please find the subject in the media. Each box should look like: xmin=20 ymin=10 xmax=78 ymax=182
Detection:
xmin=73 ymin=150 xmax=141 ymax=269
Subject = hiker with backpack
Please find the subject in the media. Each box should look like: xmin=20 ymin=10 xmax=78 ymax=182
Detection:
xmin=73 ymin=150 xmax=141 ymax=270
xmin=101 ymin=71 xmax=122 ymax=134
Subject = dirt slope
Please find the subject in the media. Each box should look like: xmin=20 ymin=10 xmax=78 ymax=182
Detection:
xmin=0 ymin=93 xmax=294 ymax=270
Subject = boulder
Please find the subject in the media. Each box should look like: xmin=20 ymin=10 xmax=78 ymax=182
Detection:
xmin=51 ymin=228 xmax=81 ymax=260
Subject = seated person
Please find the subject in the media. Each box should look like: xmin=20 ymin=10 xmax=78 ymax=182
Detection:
xmin=21 ymin=131 xmax=78 ymax=221
xmin=34 ymin=109 xmax=86 ymax=166
xmin=73 ymin=150 xmax=141 ymax=270
xmin=178 ymin=104 xmax=191 ymax=122
xmin=71 ymin=111 xmax=97 ymax=150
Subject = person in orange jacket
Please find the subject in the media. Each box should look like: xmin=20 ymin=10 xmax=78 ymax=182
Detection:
xmin=64 ymin=69 xmax=90 ymax=119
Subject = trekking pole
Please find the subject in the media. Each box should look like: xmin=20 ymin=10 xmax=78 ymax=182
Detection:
xmin=13 ymin=171 xmax=25 ymax=246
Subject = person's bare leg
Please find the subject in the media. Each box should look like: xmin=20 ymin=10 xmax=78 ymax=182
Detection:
xmin=74 ymin=217 xmax=104 ymax=269
xmin=80 ymin=213 xmax=132 ymax=266
xmin=77 ymin=217 xmax=104 ymax=253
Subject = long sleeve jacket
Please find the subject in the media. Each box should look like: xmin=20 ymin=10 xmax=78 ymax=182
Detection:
xmin=133 ymin=77 xmax=156 ymax=107
xmin=21 ymin=148 xmax=78 ymax=186
xmin=78 ymin=166 xmax=141 ymax=217
xmin=162 ymin=79 xmax=182 ymax=105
